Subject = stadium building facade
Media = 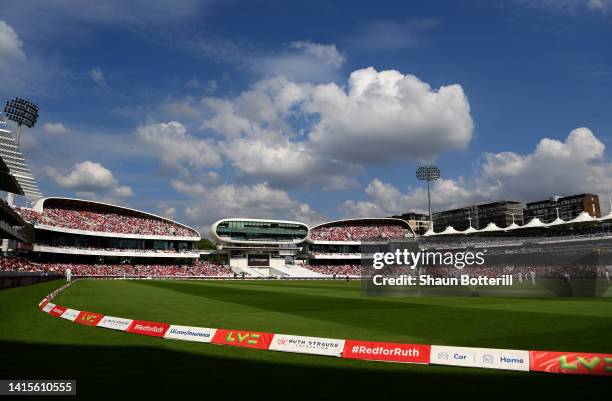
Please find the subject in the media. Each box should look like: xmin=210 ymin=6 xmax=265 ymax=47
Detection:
xmin=210 ymin=218 xmax=318 ymax=277
xmin=524 ymin=194 xmax=601 ymax=223
xmin=15 ymin=197 xmax=200 ymax=264
xmin=433 ymin=201 xmax=524 ymax=232
xmin=389 ymin=212 xmax=430 ymax=234
xmin=304 ymin=218 xmax=415 ymax=277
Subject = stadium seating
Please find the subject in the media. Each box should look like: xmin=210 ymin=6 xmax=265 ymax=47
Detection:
xmin=309 ymin=224 xmax=408 ymax=241
xmin=33 ymin=244 xmax=196 ymax=254
xmin=305 ymin=264 xmax=362 ymax=277
xmin=16 ymin=207 xmax=197 ymax=237
xmin=0 ymin=258 xmax=232 ymax=277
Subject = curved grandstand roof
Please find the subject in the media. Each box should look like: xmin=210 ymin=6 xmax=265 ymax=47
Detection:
xmin=310 ymin=217 xmax=413 ymax=230
xmin=29 ymin=197 xmax=200 ymax=239
xmin=211 ymin=218 xmax=309 ymax=245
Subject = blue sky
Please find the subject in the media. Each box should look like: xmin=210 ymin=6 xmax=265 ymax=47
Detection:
xmin=0 ymin=0 xmax=611 ymax=233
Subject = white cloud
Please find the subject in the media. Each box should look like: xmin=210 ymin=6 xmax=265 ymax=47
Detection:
xmin=42 ymin=122 xmax=71 ymax=135
xmin=170 ymin=179 xmax=206 ymax=196
xmin=160 ymin=206 xmax=177 ymax=220
xmin=90 ymin=67 xmax=104 ymax=84
xmin=201 ymin=67 xmax=473 ymax=188
xmin=200 ymin=171 xmax=220 ymax=184
xmin=250 ymin=41 xmax=346 ymax=83
xmin=44 ymin=161 xmax=134 ymax=198
xmin=342 ymin=127 xmax=612 ymax=218
xmin=342 ymin=178 xmax=474 ymax=218
xmin=289 ymin=41 xmax=346 ymax=67
xmin=477 ymin=127 xmax=612 ymax=202
xmin=588 ymin=0 xmax=612 ymax=12
xmin=0 ymin=20 xmax=46 ymax=95
xmin=185 ymin=182 xmax=324 ymax=229
xmin=135 ymin=121 xmax=222 ymax=175
xmin=218 ymin=138 xmax=360 ymax=189
xmin=307 ymin=67 xmax=473 ymax=163
xmin=159 ymin=97 xmax=202 ymax=120
xmin=0 ymin=20 xmax=25 ymax=60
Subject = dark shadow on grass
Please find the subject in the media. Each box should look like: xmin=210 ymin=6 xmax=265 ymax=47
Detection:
xmin=0 ymin=340 xmax=608 ymax=401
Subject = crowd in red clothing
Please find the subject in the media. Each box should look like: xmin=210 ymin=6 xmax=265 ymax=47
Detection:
xmin=305 ymin=264 xmax=362 ymax=277
xmin=309 ymin=225 xmax=408 ymax=241
xmin=34 ymin=244 xmax=196 ymax=254
xmin=0 ymin=258 xmax=232 ymax=277
xmin=16 ymin=207 xmax=198 ymax=237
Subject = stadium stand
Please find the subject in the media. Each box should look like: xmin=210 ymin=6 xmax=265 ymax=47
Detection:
xmin=16 ymin=206 xmax=197 ymax=237
xmin=0 ymin=258 xmax=232 ymax=277
xmin=305 ymin=264 xmax=362 ymax=277
xmin=309 ymin=224 xmax=408 ymax=241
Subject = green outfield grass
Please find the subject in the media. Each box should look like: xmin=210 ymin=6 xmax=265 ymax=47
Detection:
xmin=1 ymin=279 xmax=611 ymax=400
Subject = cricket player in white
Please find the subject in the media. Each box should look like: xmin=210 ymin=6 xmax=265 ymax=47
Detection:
xmin=65 ymin=268 xmax=72 ymax=282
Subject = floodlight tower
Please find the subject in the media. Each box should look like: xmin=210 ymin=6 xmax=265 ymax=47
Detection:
xmin=2 ymin=98 xmax=39 ymax=206
xmin=3 ymin=97 xmax=39 ymax=146
xmin=416 ymin=165 xmax=441 ymax=228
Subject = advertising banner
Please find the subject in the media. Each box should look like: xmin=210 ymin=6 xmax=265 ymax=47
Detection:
xmin=342 ymin=340 xmax=430 ymax=364
xmin=59 ymin=308 xmax=80 ymax=322
xmin=247 ymin=254 xmax=269 ymax=267
xmin=75 ymin=311 xmax=104 ymax=326
xmin=430 ymin=345 xmax=529 ymax=371
xmin=212 ymin=329 xmax=274 ymax=349
xmin=269 ymin=334 xmax=345 ymax=357
xmin=38 ymin=298 xmax=48 ymax=309
xmin=41 ymin=302 xmax=55 ymax=314
xmin=49 ymin=305 xmax=67 ymax=318
xmin=97 ymin=316 xmax=134 ymax=331
xmin=164 ymin=325 xmax=217 ymax=343
xmin=126 ymin=320 xmax=170 ymax=337
xmin=530 ymin=351 xmax=612 ymax=376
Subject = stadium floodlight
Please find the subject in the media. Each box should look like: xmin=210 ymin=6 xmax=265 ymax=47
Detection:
xmin=3 ymin=97 xmax=39 ymax=146
xmin=416 ymin=165 xmax=441 ymax=226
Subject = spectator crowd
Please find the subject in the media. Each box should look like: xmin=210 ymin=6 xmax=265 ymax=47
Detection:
xmin=0 ymin=258 xmax=232 ymax=277
xmin=16 ymin=207 xmax=198 ymax=237
xmin=306 ymin=264 xmax=362 ymax=277
xmin=310 ymin=225 xmax=408 ymax=241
